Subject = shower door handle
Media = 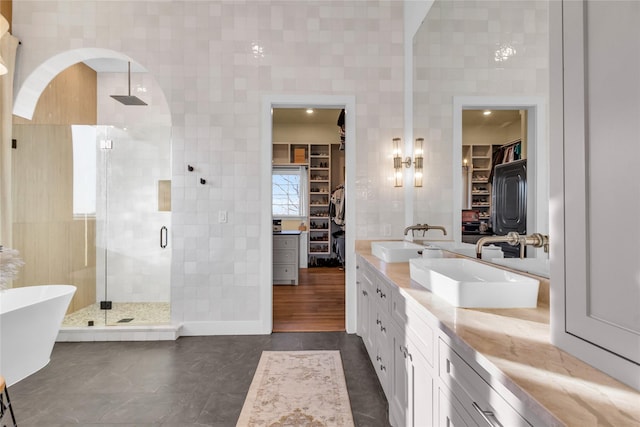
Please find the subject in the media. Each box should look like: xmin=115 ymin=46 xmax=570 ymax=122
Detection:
xmin=160 ymin=226 xmax=168 ymax=248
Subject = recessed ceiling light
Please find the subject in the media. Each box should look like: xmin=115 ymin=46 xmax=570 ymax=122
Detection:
xmin=306 ymin=109 xmax=314 ymax=114
xmin=483 ymin=110 xmax=492 ymax=116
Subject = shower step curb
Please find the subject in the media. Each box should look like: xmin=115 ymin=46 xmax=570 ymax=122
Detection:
xmin=57 ymin=324 xmax=182 ymax=342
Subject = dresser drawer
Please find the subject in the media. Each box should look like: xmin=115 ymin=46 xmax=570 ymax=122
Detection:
xmin=273 ymin=249 xmax=297 ymax=264
xmin=273 ymin=235 xmax=298 ymax=249
xmin=273 ymin=264 xmax=297 ymax=281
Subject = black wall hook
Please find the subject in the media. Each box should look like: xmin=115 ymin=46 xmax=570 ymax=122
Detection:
xmin=200 ymin=178 xmax=206 ymax=185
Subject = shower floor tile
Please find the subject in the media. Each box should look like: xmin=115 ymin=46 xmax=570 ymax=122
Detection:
xmin=62 ymin=302 xmax=170 ymax=327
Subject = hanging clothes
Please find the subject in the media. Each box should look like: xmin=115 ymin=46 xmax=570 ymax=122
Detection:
xmin=329 ymin=185 xmax=345 ymax=226
xmin=337 ymin=109 xmax=345 ymax=150
xmin=489 ymin=140 xmax=521 ymax=183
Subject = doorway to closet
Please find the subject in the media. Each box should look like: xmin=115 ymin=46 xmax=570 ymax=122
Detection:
xmin=271 ymin=107 xmax=346 ymax=332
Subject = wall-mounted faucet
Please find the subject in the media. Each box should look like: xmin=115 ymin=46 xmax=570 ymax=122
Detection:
xmin=403 ymin=224 xmax=447 ymax=237
xmin=475 ymin=231 xmax=549 ymax=259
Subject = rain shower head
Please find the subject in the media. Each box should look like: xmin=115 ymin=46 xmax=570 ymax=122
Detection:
xmin=110 ymin=61 xmax=147 ymax=106
xmin=110 ymin=95 xmax=147 ymax=106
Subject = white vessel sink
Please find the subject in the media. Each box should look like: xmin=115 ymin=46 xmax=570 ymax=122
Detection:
xmin=409 ymin=258 xmax=540 ymax=308
xmin=490 ymin=258 xmax=550 ymax=278
xmin=371 ymin=241 xmax=423 ymax=263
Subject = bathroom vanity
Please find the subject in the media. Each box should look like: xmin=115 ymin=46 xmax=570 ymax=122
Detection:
xmin=355 ymin=241 xmax=640 ymax=427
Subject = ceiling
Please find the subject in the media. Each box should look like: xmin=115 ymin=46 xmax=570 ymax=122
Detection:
xmin=273 ymin=108 xmax=518 ymax=128
xmin=273 ymin=108 xmax=342 ymax=126
xmin=83 ymin=58 xmax=147 ymax=73
xmin=463 ymin=109 xmax=521 ymax=128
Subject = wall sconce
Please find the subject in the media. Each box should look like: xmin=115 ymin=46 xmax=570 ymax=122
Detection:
xmin=414 ymin=138 xmax=424 ymax=187
xmin=393 ymin=137 xmax=425 ymax=187
xmin=393 ymin=137 xmax=411 ymax=187
xmin=462 ymin=158 xmax=469 ymax=170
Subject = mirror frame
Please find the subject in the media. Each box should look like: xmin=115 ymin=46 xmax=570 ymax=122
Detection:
xmin=452 ymin=96 xmax=548 ymax=258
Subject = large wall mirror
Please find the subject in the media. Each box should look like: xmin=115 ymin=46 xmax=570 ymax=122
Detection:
xmin=411 ymin=0 xmax=550 ymax=277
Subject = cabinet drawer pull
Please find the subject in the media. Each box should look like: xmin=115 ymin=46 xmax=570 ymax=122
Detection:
xmin=362 ymin=290 xmax=368 ymax=296
xmin=380 ymin=292 xmax=386 ymax=299
xmin=380 ymin=364 xmax=386 ymax=371
xmin=472 ymin=402 xmax=503 ymax=427
xmin=380 ymin=325 xmax=386 ymax=332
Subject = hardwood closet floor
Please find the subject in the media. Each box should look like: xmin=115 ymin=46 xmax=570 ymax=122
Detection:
xmin=273 ymin=267 xmax=346 ymax=332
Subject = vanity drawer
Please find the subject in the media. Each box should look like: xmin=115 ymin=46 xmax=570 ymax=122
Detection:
xmin=438 ymin=339 xmax=532 ymax=427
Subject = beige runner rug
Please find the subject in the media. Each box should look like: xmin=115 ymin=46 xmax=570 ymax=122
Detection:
xmin=236 ymin=350 xmax=355 ymax=427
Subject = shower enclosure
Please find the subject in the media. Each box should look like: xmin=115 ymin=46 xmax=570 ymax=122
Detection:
xmin=10 ymin=123 xmax=172 ymax=327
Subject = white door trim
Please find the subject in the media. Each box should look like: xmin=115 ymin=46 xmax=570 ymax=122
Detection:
xmin=452 ymin=96 xmax=548 ymax=255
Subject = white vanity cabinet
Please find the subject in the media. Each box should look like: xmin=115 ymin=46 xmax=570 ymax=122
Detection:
xmin=391 ymin=323 xmax=435 ymax=427
xmin=390 ymin=288 xmax=436 ymax=427
xmin=356 ymin=261 xmax=393 ymax=396
xmin=370 ymin=276 xmax=393 ymax=397
xmin=550 ymin=0 xmax=640 ymax=389
xmin=356 ymin=255 xmax=546 ymax=427
xmin=357 ymin=256 xmax=436 ymax=427
xmin=356 ymin=264 xmax=374 ymax=354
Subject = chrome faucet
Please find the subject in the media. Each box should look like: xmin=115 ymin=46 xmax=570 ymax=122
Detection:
xmin=403 ymin=224 xmax=447 ymax=236
xmin=475 ymin=231 xmax=549 ymax=259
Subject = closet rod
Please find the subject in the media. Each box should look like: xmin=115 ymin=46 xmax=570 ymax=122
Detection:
xmin=500 ymin=139 xmax=522 ymax=148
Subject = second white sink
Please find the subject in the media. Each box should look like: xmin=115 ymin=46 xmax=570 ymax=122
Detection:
xmin=371 ymin=241 xmax=423 ymax=263
xmin=409 ymin=258 xmax=540 ymax=308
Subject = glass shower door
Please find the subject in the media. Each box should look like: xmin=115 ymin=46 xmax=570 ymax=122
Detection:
xmin=97 ymin=125 xmax=172 ymax=326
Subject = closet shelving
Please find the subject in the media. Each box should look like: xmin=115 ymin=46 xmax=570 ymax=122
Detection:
xmin=308 ymin=144 xmax=331 ymax=255
xmin=272 ymin=142 xmax=333 ymax=257
xmin=465 ymin=144 xmax=492 ymax=220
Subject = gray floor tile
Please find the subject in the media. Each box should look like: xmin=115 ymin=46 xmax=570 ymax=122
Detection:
xmin=9 ymin=332 xmax=389 ymax=426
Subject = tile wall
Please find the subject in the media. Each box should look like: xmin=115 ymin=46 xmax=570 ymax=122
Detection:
xmin=12 ymin=0 xmax=405 ymax=333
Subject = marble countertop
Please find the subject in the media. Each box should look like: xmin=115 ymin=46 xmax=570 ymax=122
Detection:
xmin=356 ymin=241 xmax=640 ymax=427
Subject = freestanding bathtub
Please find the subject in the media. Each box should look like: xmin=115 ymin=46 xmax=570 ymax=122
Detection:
xmin=0 ymin=285 xmax=76 ymax=386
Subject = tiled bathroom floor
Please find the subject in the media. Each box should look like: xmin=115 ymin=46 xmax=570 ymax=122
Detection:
xmin=62 ymin=302 xmax=171 ymax=327
xmin=8 ymin=332 xmax=390 ymax=426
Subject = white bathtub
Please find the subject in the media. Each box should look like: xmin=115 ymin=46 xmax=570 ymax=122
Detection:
xmin=0 ymin=285 xmax=76 ymax=386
